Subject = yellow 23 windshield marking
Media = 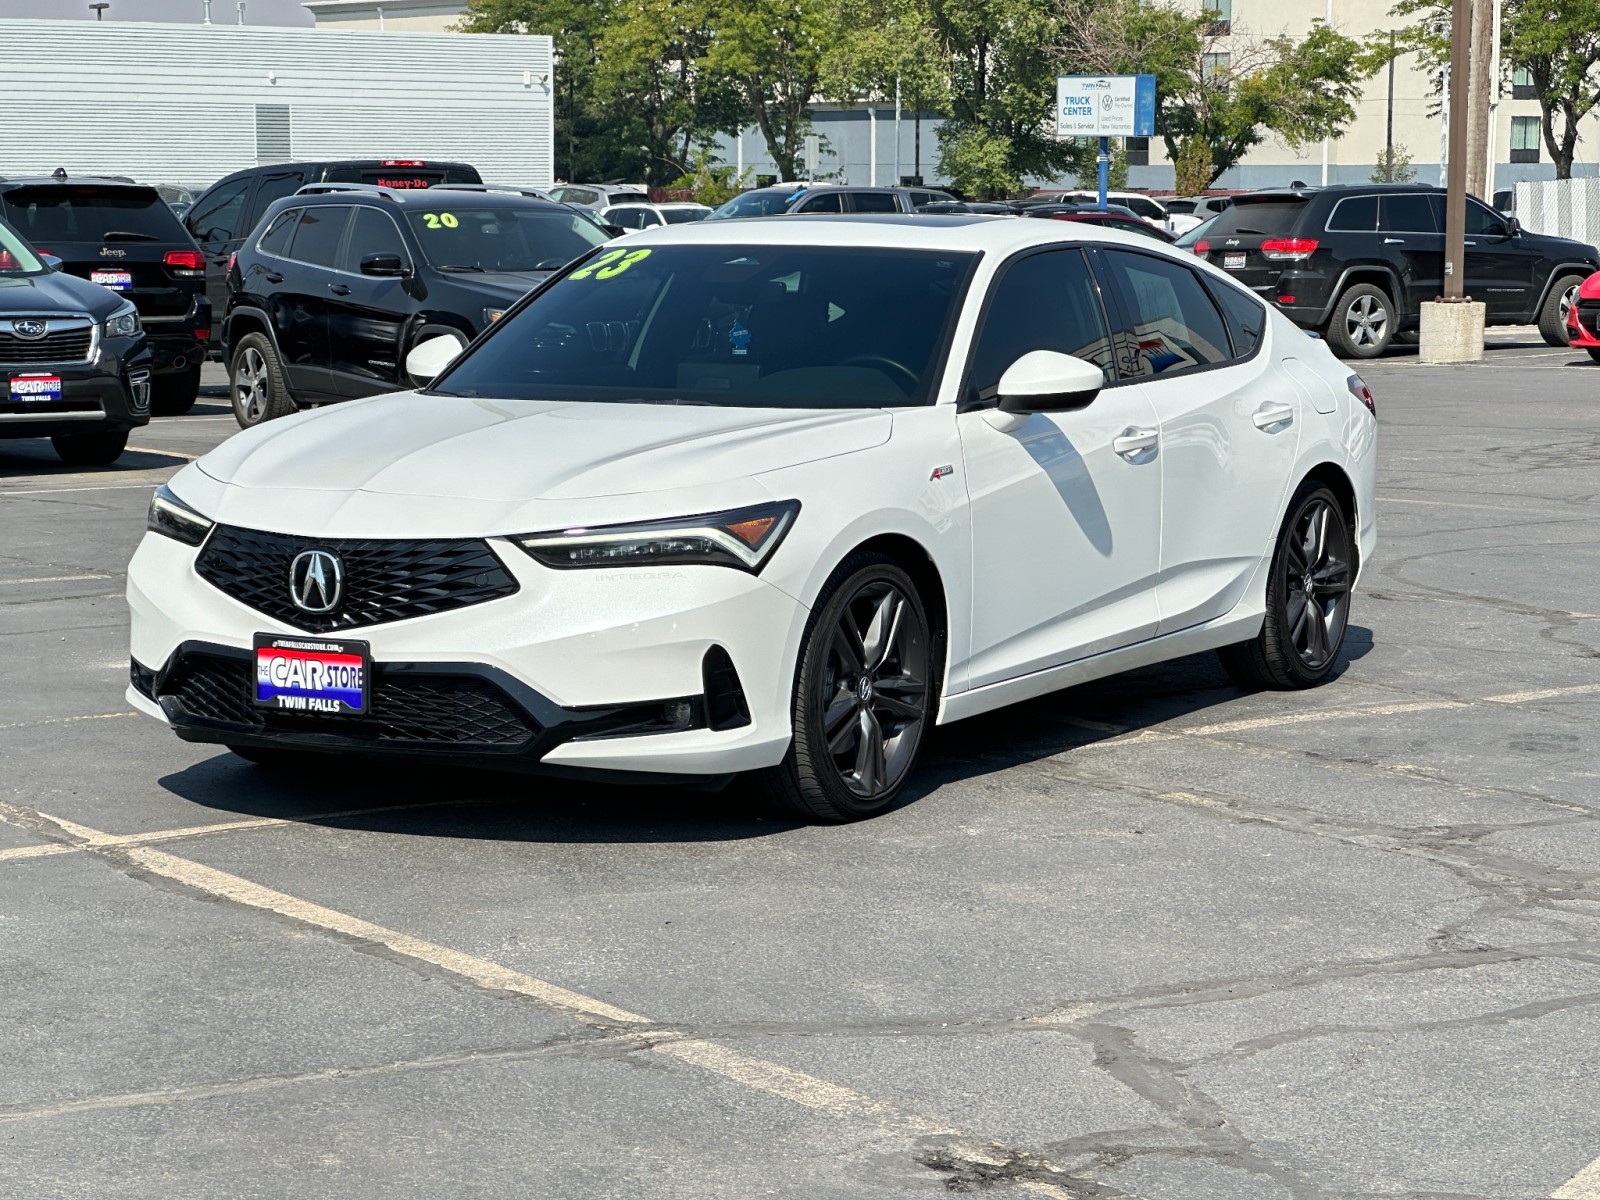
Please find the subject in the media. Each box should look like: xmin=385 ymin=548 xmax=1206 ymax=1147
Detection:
xmin=569 ymin=248 xmax=652 ymax=280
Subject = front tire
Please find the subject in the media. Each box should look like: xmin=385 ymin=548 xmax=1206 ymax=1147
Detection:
xmin=151 ymin=364 xmax=201 ymax=416
xmin=1588 ymin=347 xmax=1600 ymax=363
xmin=1325 ymin=283 xmax=1394 ymax=358
xmin=757 ymin=554 xmax=934 ymax=822
xmin=51 ymin=430 xmax=128 ymax=466
xmin=1540 ymin=275 xmax=1585 ymax=347
xmin=230 ymin=333 xmax=293 ymax=429
xmin=1218 ymin=482 xmax=1354 ymax=690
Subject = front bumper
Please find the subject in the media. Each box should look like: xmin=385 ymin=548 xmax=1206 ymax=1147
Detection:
xmin=1569 ymin=298 xmax=1600 ymax=348
xmin=0 ymin=339 xmax=151 ymax=438
xmin=126 ymin=530 xmax=803 ymax=778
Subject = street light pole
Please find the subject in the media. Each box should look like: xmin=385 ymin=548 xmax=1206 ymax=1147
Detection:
xmin=1444 ymin=0 xmax=1469 ymax=299
xmin=1385 ymin=30 xmax=1396 ymax=180
xmin=89 ymin=3 xmax=109 ymax=19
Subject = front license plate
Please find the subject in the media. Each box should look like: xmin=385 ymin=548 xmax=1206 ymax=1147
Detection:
xmin=9 ymin=373 xmax=62 ymax=402
xmin=90 ymin=269 xmax=133 ymax=290
xmin=254 ymin=635 xmax=369 ymax=715
xmin=1223 ymin=253 xmax=1247 ymax=270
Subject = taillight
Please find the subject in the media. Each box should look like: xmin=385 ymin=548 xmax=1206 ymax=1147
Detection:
xmin=381 ymin=159 xmax=426 ymax=167
xmin=226 ymin=252 xmax=237 ymax=274
xmin=1348 ymin=374 xmax=1376 ymax=417
xmin=1193 ymin=239 xmax=1210 ymax=256
xmin=1261 ymin=237 xmax=1318 ymax=260
xmin=164 ymin=249 xmax=205 ymax=276
xmin=1278 ymin=294 xmax=1296 ymax=305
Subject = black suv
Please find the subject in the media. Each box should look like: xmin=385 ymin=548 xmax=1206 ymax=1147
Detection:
xmin=1195 ymin=183 xmax=1600 ymax=357
xmin=0 ymin=173 xmax=209 ymax=413
xmin=185 ymin=159 xmax=482 ymax=346
xmin=223 ymin=182 xmax=610 ymax=427
xmin=0 ymin=215 xmax=151 ymax=465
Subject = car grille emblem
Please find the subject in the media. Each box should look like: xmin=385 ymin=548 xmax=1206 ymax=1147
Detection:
xmin=11 ymin=319 xmax=47 ymax=340
xmin=289 ymin=550 xmax=343 ymax=613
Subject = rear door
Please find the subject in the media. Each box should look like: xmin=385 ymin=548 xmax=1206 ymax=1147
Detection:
xmin=272 ymin=205 xmax=352 ymax=399
xmin=848 ymin=192 xmax=902 ymax=214
xmin=1199 ymin=196 xmax=1313 ymax=298
xmin=329 ymin=206 xmax=416 ymax=397
xmin=1378 ymin=192 xmax=1443 ymax=312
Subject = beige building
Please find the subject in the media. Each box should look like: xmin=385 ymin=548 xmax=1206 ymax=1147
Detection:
xmin=302 ymin=0 xmax=467 ymax=32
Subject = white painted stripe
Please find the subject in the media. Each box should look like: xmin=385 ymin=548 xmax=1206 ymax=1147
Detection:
xmin=125 ymin=447 xmax=199 ymax=461
xmin=0 ymin=843 xmax=76 ymax=863
xmin=1553 ymin=1155 xmax=1600 ymax=1199
xmin=1486 ymin=683 xmax=1600 ymax=705
xmin=0 ymin=574 xmax=113 ymax=585
xmin=1378 ymin=494 xmax=1580 ymax=516
xmin=0 ymin=711 xmax=136 ymax=732
xmin=1176 ymin=699 xmax=1465 ymax=738
xmin=0 ymin=483 xmax=167 ymax=496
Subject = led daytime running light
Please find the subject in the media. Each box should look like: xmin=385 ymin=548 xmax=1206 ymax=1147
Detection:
xmin=513 ymin=501 xmax=799 ymax=572
xmin=147 ymin=483 xmax=213 ymax=547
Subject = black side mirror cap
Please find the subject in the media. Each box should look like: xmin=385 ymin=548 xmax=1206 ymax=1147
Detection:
xmin=603 ymin=224 xmax=626 ymax=238
xmin=360 ymin=252 xmax=409 ymax=277
xmin=1506 ymin=216 xmax=1522 ymax=235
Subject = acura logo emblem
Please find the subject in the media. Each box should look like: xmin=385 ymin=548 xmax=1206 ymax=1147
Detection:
xmin=12 ymin=319 xmax=47 ymax=340
xmin=289 ymin=550 xmax=343 ymax=613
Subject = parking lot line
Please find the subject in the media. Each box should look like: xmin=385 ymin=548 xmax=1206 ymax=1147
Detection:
xmin=125 ymin=447 xmax=198 ymax=461
xmin=0 ymin=712 xmax=134 ymax=732
xmin=0 ymin=574 xmax=113 ymax=586
xmin=1554 ymin=1156 xmax=1600 ymax=1199
xmin=1486 ymin=683 xmax=1600 ymax=704
xmin=0 ymin=483 xmax=169 ymax=496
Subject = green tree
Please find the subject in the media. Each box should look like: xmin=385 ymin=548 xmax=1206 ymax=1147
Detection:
xmin=1371 ymin=143 xmax=1418 ymax=182
xmin=1388 ymin=0 xmax=1600 ymax=179
xmin=821 ymin=0 xmax=950 ymax=181
xmin=667 ymin=146 xmax=754 ymax=205
xmin=704 ymin=0 xmax=831 ymax=180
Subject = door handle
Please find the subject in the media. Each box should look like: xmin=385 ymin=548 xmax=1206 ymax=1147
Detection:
xmin=1253 ymin=402 xmax=1295 ymax=430
xmin=264 ymin=272 xmax=284 ymax=284
xmin=1464 ymin=240 xmax=1477 ymax=246
xmin=1383 ymin=237 xmax=1404 ymax=244
xmin=1113 ymin=427 xmax=1159 ymax=458
xmin=328 ymin=283 xmax=352 ymax=296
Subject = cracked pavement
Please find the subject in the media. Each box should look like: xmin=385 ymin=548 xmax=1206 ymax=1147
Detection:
xmin=3 ymin=344 xmax=1600 ymax=1198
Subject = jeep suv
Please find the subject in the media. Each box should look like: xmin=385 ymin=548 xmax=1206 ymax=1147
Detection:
xmin=1194 ymin=184 xmax=1600 ymax=357
xmin=223 ymin=182 xmax=608 ymax=428
xmin=0 ymin=173 xmax=210 ymax=413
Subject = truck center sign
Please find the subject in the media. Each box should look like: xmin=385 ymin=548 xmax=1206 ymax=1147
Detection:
xmin=1055 ymin=75 xmax=1157 ymax=139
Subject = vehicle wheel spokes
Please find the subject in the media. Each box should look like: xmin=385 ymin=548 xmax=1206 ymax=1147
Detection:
xmin=1285 ymin=498 xmax=1351 ymax=670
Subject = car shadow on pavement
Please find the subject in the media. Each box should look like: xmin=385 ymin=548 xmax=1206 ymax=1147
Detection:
xmin=0 ymin=444 xmax=193 ymax=477
xmin=157 ymin=629 xmax=1373 ymax=842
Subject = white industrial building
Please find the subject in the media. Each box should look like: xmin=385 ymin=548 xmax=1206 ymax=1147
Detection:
xmin=0 ymin=18 xmax=554 ymax=191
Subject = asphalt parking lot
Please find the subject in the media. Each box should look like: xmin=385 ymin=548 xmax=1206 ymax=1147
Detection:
xmin=4 ymin=337 xmax=1600 ymax=1199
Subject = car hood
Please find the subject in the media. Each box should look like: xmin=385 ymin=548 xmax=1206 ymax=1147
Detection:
xmin=1526 ymin=231 xmax=1600 ymax=262
xmin=0 ymin=269 xmax=122 ymax=318
xmin=439 ymin=270 xmax=553 ymax=303
xmin=189 ymin=392 xmax=893 ymax=535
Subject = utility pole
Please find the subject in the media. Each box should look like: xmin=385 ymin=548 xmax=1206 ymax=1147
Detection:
xmin=89 ymin=2 xmax=109 ymax=18
xmin=1385 ymin=30 xmax=1396 ymax=180
xmin=1419 ymin=0 xmax=1483 ymax=361
xmin=1467 ymin=0 xmax=1493 ymax=198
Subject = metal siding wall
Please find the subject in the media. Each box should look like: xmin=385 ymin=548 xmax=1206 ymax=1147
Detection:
xmin=0 ymin=20 xmax=553 ymax=190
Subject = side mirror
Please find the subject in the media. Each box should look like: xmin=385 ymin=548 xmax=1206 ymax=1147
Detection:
xmin=1506 ymin=216 xmax=1523 ymax=236
xmin=404 ymin=334 xmax=465 ymax=387
xmin=360 ymin=252 xmax=409 ymax=277
xmin=603 ymin=224 xmax=627 ymax=238
xmin=996 ymin=350 xmax=1105 ymax=414
xmin=38 ymin=253 xmax=63 ymax=271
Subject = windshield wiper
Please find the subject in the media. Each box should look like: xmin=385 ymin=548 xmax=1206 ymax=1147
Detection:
xmin=437 ymin=264 xmax=486 ymax=273
xmin=100 ymin=230 xmax=160 ymax=242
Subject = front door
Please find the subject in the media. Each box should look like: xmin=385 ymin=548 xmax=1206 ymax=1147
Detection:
xmin=1461 ymin=197 xmax=1535 ymax=319
xmin=184 ymin=175 xmax=255 ymax=341
xmin=1093 ymin=247 xmax=1303 ymax=634
xmin=957 ymin=248 xmax=1163 ymax=690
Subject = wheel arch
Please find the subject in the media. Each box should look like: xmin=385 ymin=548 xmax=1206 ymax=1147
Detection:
xmin=1297 ymin=460 xmax=1361 ymax=576
xmin=222 ymin=305 xmax=282 ymax=366
xmin=1315 ymin=266 xmax=1402 ymax=327
xmin=1532 ymin=265 xmax=1594 ymax=316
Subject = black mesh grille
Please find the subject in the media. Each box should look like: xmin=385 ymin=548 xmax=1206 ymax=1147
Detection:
xmin=162 ymin=653 xmax=539 ymax=748
xmin=1578 ymin=299 xmax=1600 ymax=337
xmin=0 ymin=328 xmax=93 ymax=363
xmin=194 ymin=527 xmax=519 ymax=633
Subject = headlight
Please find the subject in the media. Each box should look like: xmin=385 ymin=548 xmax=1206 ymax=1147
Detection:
xmin=104 ymin=302 xmax=141 ymax=339
xmin=147 ymin=483 xmax=213 ymax=546
xmin=483 ymin=307 xmax=506 ymax=325
xmin=512 ymin=500 xmax=799 ymax=572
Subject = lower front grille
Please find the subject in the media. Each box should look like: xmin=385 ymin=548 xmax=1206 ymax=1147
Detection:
xmin=161 ymin=652 xmax=540 ymax=748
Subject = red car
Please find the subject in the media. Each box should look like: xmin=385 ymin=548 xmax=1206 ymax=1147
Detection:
xmin=1568 ymin=271 xmax=1600 ymax=361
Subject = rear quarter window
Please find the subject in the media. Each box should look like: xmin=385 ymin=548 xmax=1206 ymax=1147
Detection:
xmin=1326 ymin=195 xmax=1379 ymax=232
xmin=1207 ymin=200 xmax=1308 ymax=237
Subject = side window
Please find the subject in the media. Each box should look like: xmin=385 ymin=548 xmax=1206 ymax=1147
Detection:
xmin=1207 ymin=278 xmax=1267 ymax=358
xmin=258 ymin=207 xmax=299 ymax=257
xmin=1099 ymin=249 xmax=1232 ymax=378
xmin=852 ymin=192 xmax=899 ymax=213
xmin=340 ymin=207 xmax=408 ymax=272
xmin=1379 ymin=193 xmax=1440 ymax=234
xmin=639 ymin=210 xmax=665 ymax=227
xmin=798 ymin=193 xmax=842 ymax=213
xmin=245 ymin=171 xmax=308 ymax=231
xmin=286 ymin=206 xmax=351 ymax=267
xmin=910 ymin=190 xmax=934 ymax=207
xmin=186 ymin=177 xmax=251 ymax=245
xmin=965 ymin=248 xmax=1115 ymax=404
xmin=607 ymin=208 xmax=641 ymax=229
xmin=1326 ymin=195 xmax=1378 ymax=232
xmin=1465 ymin=199 xmax=1507 ymax=236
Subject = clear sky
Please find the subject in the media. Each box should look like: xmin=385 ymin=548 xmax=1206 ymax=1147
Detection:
xmin=0 ymin=0 xmax=312 ymax=24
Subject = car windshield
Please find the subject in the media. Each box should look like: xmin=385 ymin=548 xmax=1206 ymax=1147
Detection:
xmin=431 ymin=244 xmax=977 ymax=409
xmin=0 ymin=185 xmax=187 ymax=243
xmin=403 ymin=204 xmax=609 ymax=272
xmin=708 ymin=190 xmax=804 ymax=219
xmin=0 ymin=219 xmax=45 ymax=275
xmin=1175 ymin=216 xmax=1217 ymax=247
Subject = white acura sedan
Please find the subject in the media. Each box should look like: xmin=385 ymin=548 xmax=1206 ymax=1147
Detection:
xmin=127 ymin=216 xmax=1376 ymax=822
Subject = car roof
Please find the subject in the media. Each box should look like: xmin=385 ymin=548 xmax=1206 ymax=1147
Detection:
xmin=0 ymin=174 xmax=157 ymax=191
xmin=289 ymin=183 xmax=569 ymax=210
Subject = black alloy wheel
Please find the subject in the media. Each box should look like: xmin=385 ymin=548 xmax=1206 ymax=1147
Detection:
xmin=1219 ymin=482 xmax=1354 ymax=689
xmin=760 ymin=554 xmax=934 ymax=822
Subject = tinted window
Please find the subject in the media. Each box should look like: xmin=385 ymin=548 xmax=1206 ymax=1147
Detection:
xmin=910 ymin=191 xmax=936 ymax=206
xmin=551 ymin=187 xmax=597 ymax=206
xmin=1379 ymin=193 xmax=1439 ymax=233
xmin=1207 ymin=199 xmax=1307 ymax=236
xmin=798 ymin=193 xmax=843 ymax=213
xmin=435 ymin=245 xmax=975 ymax=409
xmin=852 ymin=192 xmax=899 ymax=213
xmin=286 ymin=206 xmax=351 ymax=267
xmin=1 ymin=185 xmax=188 ymax=243
xmin=341 ymin=207 xmax=409 ymax=271
xmin=1122 ymin=196 xmax=1165 ymax=220
xmin=708 ymin=190 xmax=803 ymax=219
xmin=661 ymin=208 xmax=708 ymax=224
xmin=608 ymin=208 xmax=644 ymax=229
xmin=258 ymin=207 xmax=299 ymax=257
xmin=405 ymin=204 xmax=608 ymax=271
xmin=965 ymin=249 xmax=1114 ymax=403
xmin=1166 ymin=200 xmax=1197 ymax=214
xmin=1465 ymin=199 xmax=1507 ymax=236
xmin=637 ymin=209 xmax=665 ymax=227
xmin=1326 ymin=195 xmax=1378 ymax=232
xmin=1100 ymin=249 xmax=1231 ymax=377
xmin=246 ymin=172 xmax=308 ymax=228
xmin=187 ymin=177 xmax=251 ymax=244
xmin=1207 ymin=279 xmax=1267 ymax=357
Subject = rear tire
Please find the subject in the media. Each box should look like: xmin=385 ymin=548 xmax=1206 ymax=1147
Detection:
xmin=1218 ymin=481 xmax=1354 ymax=690
xmin=1325 ymin=283 xmax=1394 ymax=359
xmin=1588 ymin=348 xmax=1600 ymax=363
xmin=151 ymin=364 xmax=201 ymax=416
xmin=1540 ymin=274 xmax=1585 ymax=347
xmin=51 ymin=430 xmax=128 ymax=466
xmin=755 ymin=553 xmax=935 ymax=822
xmin=230 ymin=333 xmax=293 ymax=429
